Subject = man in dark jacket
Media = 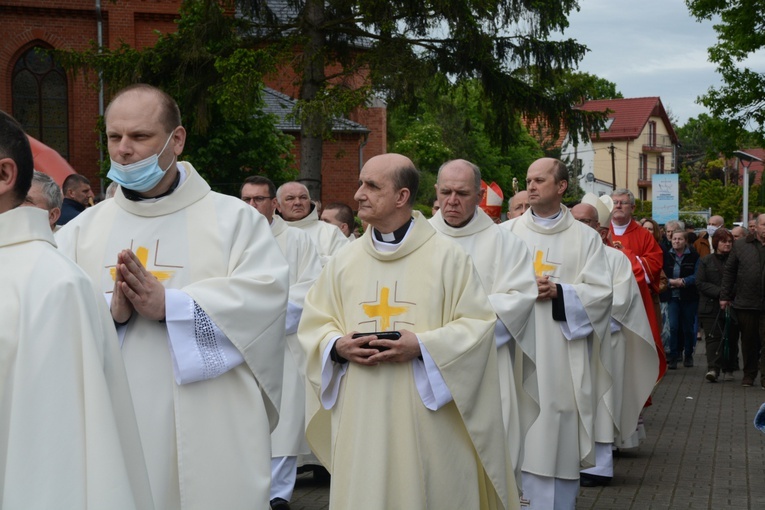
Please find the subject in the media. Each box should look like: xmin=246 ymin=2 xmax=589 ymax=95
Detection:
xmin=57 ymin=174 xmax=94 ymax=225
xmin=721 ymin=215 xmax=765 ymax=387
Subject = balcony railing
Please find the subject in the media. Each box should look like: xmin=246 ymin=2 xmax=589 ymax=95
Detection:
xmin=638 ymin=167 xmax=674 ymax=185
xmin=642 ymin=133 xmax=674 ymax=151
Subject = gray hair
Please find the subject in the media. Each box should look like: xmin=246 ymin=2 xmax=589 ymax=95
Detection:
xmin=611 ymin=188 xmax=635 ymax=205
xmin=665 ymin=220 xmax=685 ymax=231
xmin=31 ymin=170 xmax=63 ymax=210
xmin=437 ymin=159 xmax=482 ymax=192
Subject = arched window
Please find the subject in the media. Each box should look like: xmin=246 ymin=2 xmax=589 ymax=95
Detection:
xmin=12 ymin=45 xmax=69 ymax=159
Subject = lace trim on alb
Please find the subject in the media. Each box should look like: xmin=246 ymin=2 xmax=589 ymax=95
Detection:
xmin=194 ymin=301 xmax=228 ymax=379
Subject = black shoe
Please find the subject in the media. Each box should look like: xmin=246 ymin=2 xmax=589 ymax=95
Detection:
xmin=270 ymin=498 xmax=291 ymax=510
xmin=683 ymin=357 xmax=693 ymax=368
xmin=580 ymin=473 xmax=612 ymax=487
xmin=668 ymin=360 xmax=678 ymax=370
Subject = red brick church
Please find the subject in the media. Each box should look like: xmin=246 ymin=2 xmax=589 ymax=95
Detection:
xmin=0 ymin=0 xmax=386 ymax=206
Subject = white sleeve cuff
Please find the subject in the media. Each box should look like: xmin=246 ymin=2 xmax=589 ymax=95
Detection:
xmin=413 ymin=337 xmax=453 ymax=410
xmin=165 ymin=289 xmax=244 ymax=385
xmin=494 ymin=319 xmax=512 ymax=348
xmin=285 ymin=300 xmax=303 ymax=336
xmin=320 ymin=336 xmax=347 ymax=409
xmin=558 ymin=283 xmax=594 ymax=340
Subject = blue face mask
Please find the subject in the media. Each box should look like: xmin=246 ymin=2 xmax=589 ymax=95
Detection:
xmin=107 ymin=132 xmax=175 ymax=192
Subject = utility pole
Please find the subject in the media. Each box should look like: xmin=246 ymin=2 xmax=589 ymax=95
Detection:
xmin=609 ymin=143 xmax=616 ymax=190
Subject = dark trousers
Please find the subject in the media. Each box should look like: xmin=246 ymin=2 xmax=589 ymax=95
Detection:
xmin=669 ymin=298 xmax=697 ymax=361
xmin=699 ymin=312 xmax=740 ymax=373
xmin=733 ymin=309 xmax=765 ymax=380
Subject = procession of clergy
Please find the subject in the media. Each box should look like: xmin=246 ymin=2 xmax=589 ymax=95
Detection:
xmin=0 ymin=83 xmax=665 ymax=510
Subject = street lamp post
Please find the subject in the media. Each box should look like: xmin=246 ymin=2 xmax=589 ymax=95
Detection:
xmin=733 ymin=150 xmax=764 ymax=226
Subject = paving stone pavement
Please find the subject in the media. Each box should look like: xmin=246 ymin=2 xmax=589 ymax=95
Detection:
xmin=289 ymin=342 xmax=765 ymax=509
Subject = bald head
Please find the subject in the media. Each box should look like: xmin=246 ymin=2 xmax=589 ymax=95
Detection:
xmin=509 ymin=190 xmax=530 ymax=219
xmin=708 ymin=215 xmax=724 ymax=228
xmin=571 ymin=203 xmax=599 ymax=231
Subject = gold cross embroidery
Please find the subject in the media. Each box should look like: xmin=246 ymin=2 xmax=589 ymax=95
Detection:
xmin=109 ymin=245 xmax=176 ymax=282
xmin=362 ymin=287 xmax=408 ymax=331
xmin=533 ymin=249 xmax=558 ymax=277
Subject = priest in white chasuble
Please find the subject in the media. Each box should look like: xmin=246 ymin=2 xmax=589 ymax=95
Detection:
xmin=55 ymin=85 xmax=290 ymax=510
xmin=501 ymin=158 xmax=613 ymax=510
xmin=429 ymin=159 xmax=539 ymax=490
xmin=571 ymin=203 xmax=659 ymax=488
xmin=241 ymin=175 xmax=322 ymax=510
xmin=298 ymin=153 xmax=519 ymax=510
xmin=0 ymin=110 xmax=153 ymax=509
xmin=277 ymin=181 xmax=349 ymax=266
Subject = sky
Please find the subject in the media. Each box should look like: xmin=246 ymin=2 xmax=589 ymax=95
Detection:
xmin=556 ymin=0 xmax=723 ymax=127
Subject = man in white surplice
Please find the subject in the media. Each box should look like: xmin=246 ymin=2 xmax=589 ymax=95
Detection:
xmin=428 ymin=159 xmax=539 ymax=491
xmin=276 ymin=181 xmax=349 ymax=265
xmin=0 ymin=110 xmax=154 ymax=509
xmin=56 ymin=84 xmax=290 ymax=510
xmin=500 ymin=158 xmax=612 ymax=510
xmin=241 ymin=175 xmax=322 ymax=510
xmin=571 ymin=203 xmax=658 ymax=488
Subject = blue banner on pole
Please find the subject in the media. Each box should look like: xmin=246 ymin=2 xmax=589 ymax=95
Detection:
xmin=652 ymin=174 xmax=679 ymax=224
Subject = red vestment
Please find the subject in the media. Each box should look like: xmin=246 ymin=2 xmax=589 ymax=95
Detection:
xmin=611 ymin=220 xmax=667 ymax=381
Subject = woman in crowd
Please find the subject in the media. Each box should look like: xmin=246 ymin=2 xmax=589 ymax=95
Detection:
xmin=661 ymin=231 xmax=700 ymax=369
xmin=696 ymin=228 xmax=739 ymax=382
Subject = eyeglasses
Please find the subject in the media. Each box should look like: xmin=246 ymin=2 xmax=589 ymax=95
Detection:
xmin=242 ymin=196 xmax=273 ymax=204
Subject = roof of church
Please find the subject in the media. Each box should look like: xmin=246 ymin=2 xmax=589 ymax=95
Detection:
xmin=261 ymin=87 xmax=370 ymax=133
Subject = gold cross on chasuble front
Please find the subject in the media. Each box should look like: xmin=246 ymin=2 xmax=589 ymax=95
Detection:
xmin=109 ymin=244 xmax=177 ymax=282
xmin=533 ymin=249 xmax=559 ymax=277
xmin=362 ymin=286 xmax=408 ymax=331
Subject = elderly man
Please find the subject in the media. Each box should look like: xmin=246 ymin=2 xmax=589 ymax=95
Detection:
xmin=429 ymin=159 xmax=538 ymax=489
xmin=23 ymin=170 xmax=62 ymax=230
xmin=721 ymin=214 xmax=765 ymax=388
xmin=298 ymin=153 xmax=518 ymax=510
xmin=500 ymin=158 xmax=612 ymax=510
xmin=509 ymin=190 xmax=530 ymax=219
xmin=0 ymin=110 xmax=153 ymax=509
xmin=732 ymin=225 xmax=747 ymax=241
xmin=56 ymin=84 xmax=290 ymax=510
xmin=241 ymin=175 xmax=322 ymax=510
xmin=320 ymin=202 xmax=356 ymax=239
xmin=609 ymin=188 xmax=666 ymax=377
xmin=57 ymin=173 xmax=94 ymax=225
xmin=277 ymin=181 xmax=349 ymax=265
xmin=571 ymin=202 xmax=658 ymax=487
xmin=694 ymin=215 xmax=725 ymax=257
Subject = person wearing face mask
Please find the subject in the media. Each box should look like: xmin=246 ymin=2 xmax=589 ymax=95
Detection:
xmin=55 ymin=84 xmax=290 ymax=510
xmin=693 ymin=215 xmax=725 ymax=258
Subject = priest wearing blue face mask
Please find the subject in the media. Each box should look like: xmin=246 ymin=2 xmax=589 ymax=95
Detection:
xmin=55 ymin=83 xmax=290 ymax=510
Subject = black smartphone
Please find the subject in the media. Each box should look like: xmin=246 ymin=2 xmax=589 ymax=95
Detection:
xmin=352 ymin=331 xmax=401 ymax=351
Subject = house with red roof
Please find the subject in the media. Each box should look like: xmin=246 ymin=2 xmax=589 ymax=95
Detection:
xmin=561 ymin=97 xmax=679 ymax=200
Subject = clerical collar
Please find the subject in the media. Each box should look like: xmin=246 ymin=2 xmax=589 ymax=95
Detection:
xmin=530 ymin=207 xmax=563 ymax=228
xmin=373 ymin=218 xmax=413 ymax=244
xmin=122 ymin=166 xmax=182 ymax=202
xmin=611 ymin=221 xmax=629 ymax=236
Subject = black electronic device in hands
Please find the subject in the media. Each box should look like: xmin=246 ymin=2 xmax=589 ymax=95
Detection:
xmin=352 ymin=331 xmax=401 ymax=350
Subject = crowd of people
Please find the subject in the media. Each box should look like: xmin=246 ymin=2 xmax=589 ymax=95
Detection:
xmin=1 ymin=83 xmax=763 ymax=510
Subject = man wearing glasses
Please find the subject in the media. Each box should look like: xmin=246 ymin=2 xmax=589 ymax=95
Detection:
xmin=609 ymin=188 xmax=666 ymax=378
xmin=241 ymin=176 xmax=322 ymax=510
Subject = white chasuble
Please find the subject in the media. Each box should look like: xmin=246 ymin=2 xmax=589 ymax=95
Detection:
xmin=270 ymin=215 xmax=322 ymax=457
xmin=430 ymin=208 xmax=539 ymax=487
xmin=599 ymin=247 xmax=659 ymax=446
xmin=299 ymin=212 xmax=519 ymax=510
xmin=286 ymin=207 xmax=349 ymax=266
xmin=501 ymin=206 xmax=613 ymax=480
xmin=56 ymin=162 xmax=290 ymax=510
xmin=0 ymin=207 xmax=153 ymax=509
